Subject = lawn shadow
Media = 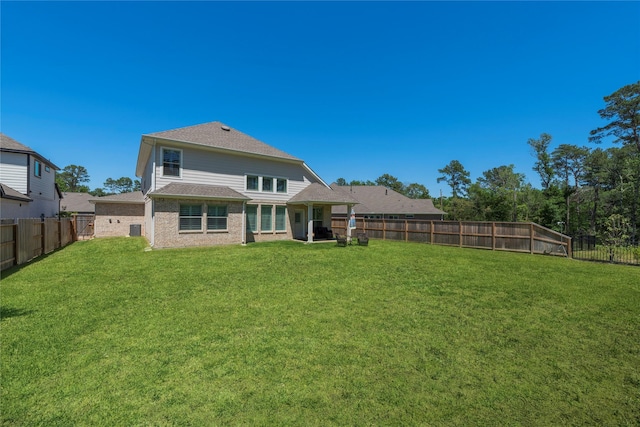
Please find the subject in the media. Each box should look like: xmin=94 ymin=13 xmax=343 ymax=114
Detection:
xmin=0 ymin=306 xmax=34 ymax=321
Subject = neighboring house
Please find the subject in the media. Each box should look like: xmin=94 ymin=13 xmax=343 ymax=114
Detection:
xmin=331 ymin=184 xmax=446 ymax=220
xmin=60 ymin=192 xmax=95 ymax=215
xmin=90 ymin=192 xmax=145 ymax=238
xmin=135 ymin=121 xmax=358 ymax=248
xmin=0 ymin=133 xmax=61 ymax=220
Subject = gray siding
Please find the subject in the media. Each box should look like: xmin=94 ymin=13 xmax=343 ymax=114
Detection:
xmin=152 ymin=144 xmax=319 ymax=201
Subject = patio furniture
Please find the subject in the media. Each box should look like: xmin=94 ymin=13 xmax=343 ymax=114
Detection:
xmin=336 ymin=233 xmax=348 ymax=247
xmin=357 ymin=233 xmax=369 ymax=246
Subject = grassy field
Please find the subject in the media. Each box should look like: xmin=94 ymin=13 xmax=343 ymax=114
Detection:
xmin=1 ymin=238 xmax=639 ymax=426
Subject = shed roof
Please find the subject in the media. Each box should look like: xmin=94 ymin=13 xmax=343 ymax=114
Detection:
xmin=90 ymin=191 xmax=145 ymax=204
xmin=149 ymin=183 xmax=250 ymax=201
xmin=330 ymin=184 xmax=446 ymax=215
xmin=61 ymin=192 xmax=95 ymax=213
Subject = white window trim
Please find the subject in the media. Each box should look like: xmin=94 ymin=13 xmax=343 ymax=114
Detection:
xmin=178 ymin=203 xmax=203 ymax=233
xmin=244 ymin=173 xmax=288 ymax=194
xmin=245 ymin=174 xmax=259 ymax=192
xmin=261 ymin=204 xmax=274 ymax=232
xmin=206 ymin=204 xmax=229 ymax=233
xmin=275 ymin=205 xmax=287 ymax=232
xmin=161 ymin=147 xmax=183 ymax=179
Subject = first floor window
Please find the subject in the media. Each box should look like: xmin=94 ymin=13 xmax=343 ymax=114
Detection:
xmin=179 ymin=204 xmax=202 ymax=231
xmin=207 ymin=205 xmax=228 ymax=231
xmin=246 ymin=205 xmax=258 ymax=232
xmin=261 ymin=205 xmax=273 ymax=232
xmin=275 ymin=206 xmax=287 ymax=231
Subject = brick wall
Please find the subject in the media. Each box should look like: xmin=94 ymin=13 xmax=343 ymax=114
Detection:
xmin=152 ymin=198 xmax=293 ymax=248
xmin=94 ymin=203 xmax=145 ymax=238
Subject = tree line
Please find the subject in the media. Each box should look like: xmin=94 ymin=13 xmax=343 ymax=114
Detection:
xmin=55 ymin=165 xmax=140 ymax=196
xmin=337 ymin=81 xmax=639 ymax=244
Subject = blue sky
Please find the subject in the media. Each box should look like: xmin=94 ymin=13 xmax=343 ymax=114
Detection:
xmin=2 ymin=1 xmax=639 ymax=196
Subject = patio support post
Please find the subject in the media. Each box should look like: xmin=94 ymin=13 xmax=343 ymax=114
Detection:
xmin=347 ymin=204 xmax=353 ymax=243
xmin=241 ymin=201 xmax=247 ymax=245
xmin=307 ymin=203 xmax=314 ymax=243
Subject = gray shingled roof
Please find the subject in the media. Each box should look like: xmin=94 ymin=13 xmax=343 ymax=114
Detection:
xmin=90 ymin=191 xmax=145 ymax=204
xmin=149 ymin=183 xmax=250 ymax=201
xmin=288 ymin=183 xmax=360 ymax=205
xmin=0 ymin=133 xmax=60 ymax=169
xmin=0 ymin=183 xmax=32 ymax=202
xmin=61 ymin=192 xmax=95 ymax=213
xmin=1 ymin=133 xmax=32 ymax=152
xmin=330 ymin=184 xmax=446 ymax=215
xmin=145 ymin=121 xmax=301 ymax=161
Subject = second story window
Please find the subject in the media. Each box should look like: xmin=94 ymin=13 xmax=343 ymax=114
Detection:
xmin=246 ymin=175 xmax=259 ymax=191
xmin=34 ymin=160 xmax=41 ymax=178
xmin=262 ymin=176 xmax=274 ymax=192
xmin=276 ymin=178 xmax=287 ymax=193
xmin=246 ymin=175 xmax=288 ymax=194
xmin=162 ymin=148 xmax=182 ymax=177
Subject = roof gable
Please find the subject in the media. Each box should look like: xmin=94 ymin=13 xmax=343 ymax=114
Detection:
xmin=145 ymin=121 xmax=300 ymax=161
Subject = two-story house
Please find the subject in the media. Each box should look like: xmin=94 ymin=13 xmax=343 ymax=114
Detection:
xmin=0 ymin=133 xmax=61 ymax=220
xmin=135 ymin=121 xmax=358 ymax=248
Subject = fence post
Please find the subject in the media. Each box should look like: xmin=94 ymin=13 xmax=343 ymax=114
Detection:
xmin=459 ymin=221 xmax=462 ymax=247
xmin=430 ymin=221 xmax=433 ymax=244
xmin=530 ymin=223 xmax=534 ymax=254
xmin=492 ymin=222 xmax=496 ymax=250
xmin=405 ymin=219 xmax=408 ymax=242
xmin=566 ymin=236 xmax=572 ymax=258
xmin=383 ymin=218 xmax=386 ymax=241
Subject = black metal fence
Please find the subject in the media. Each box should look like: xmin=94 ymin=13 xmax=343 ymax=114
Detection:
xmin=571 ymin=235 xmax=639 ymax=266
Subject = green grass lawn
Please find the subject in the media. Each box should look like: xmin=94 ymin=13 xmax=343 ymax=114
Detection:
xmin=1 ymin=238 xmax=639 ymax=426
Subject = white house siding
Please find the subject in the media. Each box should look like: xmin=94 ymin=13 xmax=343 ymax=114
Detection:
xmin=0 ymin=152 xmax=28 ymax=194
xmin=152 ymin=198 xmax=246 ymax=248
xmin=141 ymin=151 xmax=154 ymax=195
xmin=152 ymin=145 xmax=317 ymax=199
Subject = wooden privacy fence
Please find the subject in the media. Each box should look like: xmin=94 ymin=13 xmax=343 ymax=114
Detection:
xmin=331 ymin=218 xmax=572 ymax=257
xmin=1 ymin=218 xmax=75 ymax=272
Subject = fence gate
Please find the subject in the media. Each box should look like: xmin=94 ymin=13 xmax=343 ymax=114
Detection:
xmin=74 ymin=214 xmax=94 ymax=240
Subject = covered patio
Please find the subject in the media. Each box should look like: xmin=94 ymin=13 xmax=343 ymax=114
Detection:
xmin=287 ymin=183 xmax=359 ymax=243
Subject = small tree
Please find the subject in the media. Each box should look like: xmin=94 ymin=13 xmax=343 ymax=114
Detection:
xmin=601 ymin=214 xmax=630 ymax=262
